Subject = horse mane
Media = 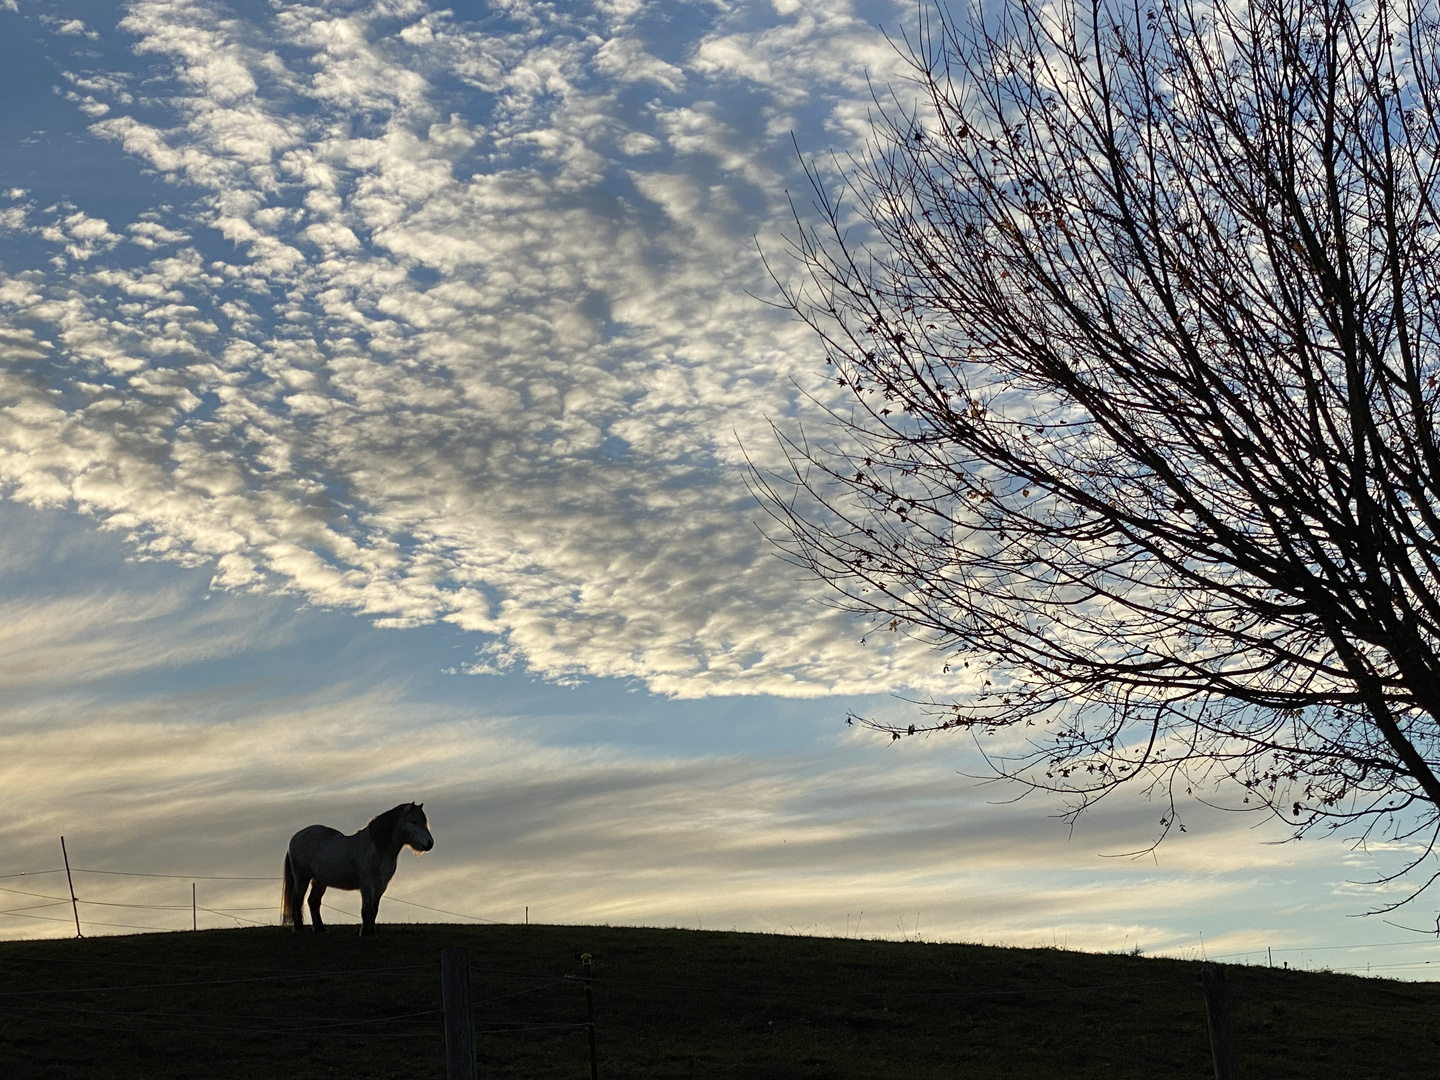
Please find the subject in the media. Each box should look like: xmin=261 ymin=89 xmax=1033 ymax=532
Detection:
xmin=366 ymin=803 xmax=410 ymax=850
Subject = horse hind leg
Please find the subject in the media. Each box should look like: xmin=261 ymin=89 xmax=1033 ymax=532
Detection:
xmin=287 ymin=864 xmax=309 ymax=934
xmin=308 ymin=883 xmax=328 ymax=934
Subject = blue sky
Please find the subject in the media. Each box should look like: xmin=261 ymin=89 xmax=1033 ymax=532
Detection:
xmin=0 ymin=0 xmax=1438 ymax=979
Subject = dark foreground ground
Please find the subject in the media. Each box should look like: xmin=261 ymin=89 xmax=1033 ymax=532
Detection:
xmin=1 ymin=922 xmax=1437 ymax=1078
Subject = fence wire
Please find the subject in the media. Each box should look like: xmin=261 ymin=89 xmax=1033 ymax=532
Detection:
xmin=0 ymin=862 xmax=506 ymax=936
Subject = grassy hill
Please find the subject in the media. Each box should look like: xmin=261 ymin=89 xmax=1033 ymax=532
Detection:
xmin=1 ymin=923 xmax=1438 ymax=1079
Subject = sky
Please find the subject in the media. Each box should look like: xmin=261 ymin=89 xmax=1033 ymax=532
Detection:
xmin=1 ymin=0 xmax=1439 ymax=980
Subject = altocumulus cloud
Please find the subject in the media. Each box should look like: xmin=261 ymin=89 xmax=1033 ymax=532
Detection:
xmin=0 ymin=0 xmax=950 ymax=697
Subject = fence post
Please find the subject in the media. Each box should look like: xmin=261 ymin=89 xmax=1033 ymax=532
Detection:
xmin=581 ymin=952 xmax=598 ymax=1080
xmin=1201 ymin=963 xmax=1240 ymax=1080
xmin=60 ymin=837 xmax=81 ymax=938
xmin=441 ymin=946 xmax=477 ymax=1080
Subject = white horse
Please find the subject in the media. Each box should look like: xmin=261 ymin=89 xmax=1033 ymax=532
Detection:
xmin=282 ymin=802 xmax=434 ymax=937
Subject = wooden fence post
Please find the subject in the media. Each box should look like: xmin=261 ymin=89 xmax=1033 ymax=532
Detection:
xmin=1201 ymin=963 xmax=1240 ymax=1080
xmin=441 ymin=946 xmax=477 ymax=1080
xmin=60 ymin=837 xmax=81 ymax=938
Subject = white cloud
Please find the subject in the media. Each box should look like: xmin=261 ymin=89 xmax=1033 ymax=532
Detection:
xmin=595 ymin=35 xmax=686 ymax=91
xmin=59 ymin=87 xmax=112 ymax=117
xmin=127 ymin=220 xmax=190 ymax=248
xmin=62 ymin=71 xmax=134 ymax=103
xmin=54 ymin=17 xmax=99 ymax=40
xmin=36 ymin=208 xmax=123 ymax=261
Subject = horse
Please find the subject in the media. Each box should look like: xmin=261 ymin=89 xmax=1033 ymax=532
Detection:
xmin=281 ymin=802 xmax=434 ymax=937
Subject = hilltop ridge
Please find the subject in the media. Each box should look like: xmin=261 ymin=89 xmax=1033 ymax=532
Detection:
xmin=2 ymin=923 xmax=1436 ymax=1078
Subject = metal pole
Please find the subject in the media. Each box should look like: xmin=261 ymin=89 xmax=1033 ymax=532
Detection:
xmin=60 ymin=837 xmax=81 ymax=938
xmin=581 ymin=952 xmax=598 ymax=1080
xmin=192 ymin=883 xmax=197 ymax=931
xmin=441 ymin=946 xmax=477 ymax=1080
xmin=1201 ymin=963 xmax=1241 ymax=1080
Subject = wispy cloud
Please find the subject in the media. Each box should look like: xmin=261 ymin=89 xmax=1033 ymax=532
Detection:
xmin=0 ymin=668 xmax=1357 ymax=949
xmin=0 ymin=510 xmax=1388 ymax=958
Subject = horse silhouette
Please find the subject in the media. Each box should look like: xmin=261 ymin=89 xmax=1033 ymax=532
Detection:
xmin=282 ymin=802 xmax=433 ymax=936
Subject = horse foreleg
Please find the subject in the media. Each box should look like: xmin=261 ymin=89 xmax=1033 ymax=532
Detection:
xmin=308 ymin=883 xmax=328 ymax=934
xmin=359 ymin=889 xmax=380 ymax=937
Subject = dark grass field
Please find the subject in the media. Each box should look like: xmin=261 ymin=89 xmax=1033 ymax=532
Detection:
xmin=2 ymin=923 xmax=1438 ymax=1078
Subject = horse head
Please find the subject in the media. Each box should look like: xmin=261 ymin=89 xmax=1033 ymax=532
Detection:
xmin=367 ymin=802 xmax=435 ymax=853
xmin=400 ymin=801 xmax=434 ymax=853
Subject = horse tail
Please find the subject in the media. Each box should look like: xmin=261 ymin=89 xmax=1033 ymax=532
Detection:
xmin=281 ymin=852 xmax=295 ymax=926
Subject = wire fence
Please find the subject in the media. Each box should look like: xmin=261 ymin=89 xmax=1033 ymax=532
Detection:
xmin=4 ymin=852 xmax=1440 ymax=979
xmin=0 ymin=861 xmax=500 ymax=937
xmin=14 ymin=839 xmax=1437 ymax=1078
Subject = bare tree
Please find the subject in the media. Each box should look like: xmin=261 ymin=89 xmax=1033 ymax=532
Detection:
xmin=760 ymin=0 xmax=1440 ymax=895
